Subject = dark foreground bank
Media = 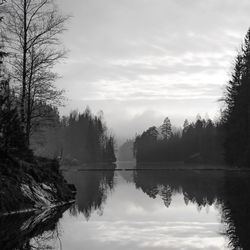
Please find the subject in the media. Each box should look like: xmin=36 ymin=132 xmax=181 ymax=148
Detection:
xmin=0 ymin=204 xmax=71 ymax=250
xmin=0 ymin=153 xmax=75 ymax=215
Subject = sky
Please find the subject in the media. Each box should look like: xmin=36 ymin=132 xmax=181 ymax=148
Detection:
xmin=55 ymin=0 xmax=250 ymax=143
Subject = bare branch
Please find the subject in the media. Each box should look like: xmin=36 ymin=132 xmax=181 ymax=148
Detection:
xmin=3 ymin=0 xmax=69 ymax=141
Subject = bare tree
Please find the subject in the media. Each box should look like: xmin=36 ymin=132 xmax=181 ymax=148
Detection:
xmin=3 ymin=0 xmax=68 ymax=145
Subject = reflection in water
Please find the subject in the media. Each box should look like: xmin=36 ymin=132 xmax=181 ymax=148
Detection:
xmin=64 ymin=169 xmax=115 ymax=219
xmin=134 ymin=170 xmax=250 ymax=250
xmin=2 ymin=166 xmax=250 ymax=249
xmin=134 ymin=171 xmax=225 ymax=209
xmin=221 ymin=173 xmax=250 ymax=250
xmin=0 ymin=205 xmax=70 ymax=250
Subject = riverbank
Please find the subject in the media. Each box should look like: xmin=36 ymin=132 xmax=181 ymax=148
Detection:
xmin=61 ymin=162 xmax=117 ymax=171
xmin=135 ymin=162 xmax=244 ymax=171
xmin=61 ymin=160 xmax=250 ymax=172
xmin=0 ymin=155 xmax=75 ymax=215
xmin=0 ymin=204 xmax=71 ymax=249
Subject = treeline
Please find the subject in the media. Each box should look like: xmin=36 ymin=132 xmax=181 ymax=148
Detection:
xmin=31 ymin=108 xmax=116 ymax=164
xmin=134 ymin=116 xmax=224 ymax=164
xmin=61 ymin=109 xmax=116 ymax=164
xmin=0 ymin=0 xmax=116 ymax=166
xmin=135 ymin=27 xmax=250 ymax=167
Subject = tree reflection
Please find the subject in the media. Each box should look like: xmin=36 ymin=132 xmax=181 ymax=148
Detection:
xmin=0 ymin=205 xmax=70 ymax=250
xmin=64 ymin=167 xmax=116 ymax=219
xmin=2 ymin=168 xmax=250 ymax=249
xmin=134 ymin=169 xmax=250 ymax=249
xmin=221 ymin=173 xmax=250 ymax=250
xmin=0 ymin=165 xmax=116 ymax=249
xmin=134 ymin=170 xmax=224 ymax=209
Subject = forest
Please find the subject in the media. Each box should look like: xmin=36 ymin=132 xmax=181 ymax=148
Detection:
xmin=1 ymin=1 xmax=250 ymax=249
xmin=134 ymin=27 xmax=250 ymax=168
xmin=134 ymin=116 xmax=224 ymax=164
xmin=0 ymin=0 xmax=116 ymax=165
xmin=1 ymin=0 xmax=250 ymax=169
xmin=31 ymin=108 xmax=116 ymax=164
xmin=0 ymin=0 xmax=115 ymax=214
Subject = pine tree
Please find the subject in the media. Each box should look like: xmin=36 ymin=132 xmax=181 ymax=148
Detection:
xmin=223 ymin=28 xmax=250 ymax=166
xmin=160 ymin=117 xmax=172 ymax=140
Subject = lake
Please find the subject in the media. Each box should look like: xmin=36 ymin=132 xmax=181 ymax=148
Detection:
xmin=1 ymin=162 xmax=250 ymax=250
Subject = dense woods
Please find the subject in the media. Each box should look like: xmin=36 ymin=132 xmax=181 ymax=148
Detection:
xmin=222 ymin=28 xmax=250 ymax=167
xmin=0 ymin=0 xmax=116 ymax=216
xmin=134 ymin=28 xmax=250 ymax=168
xmin=134 ymin=116 xmax=224 ymax=164
xmin=31 ymin=109 xmax=116 ymax=164
xmin=1 ymin=1 xmax=250 ymax=169
xmin=0 ymin=0 xmax=116 ymax=166
xmin=1 ymin=1 xmax=250 ymax=249
xmin=61 ymin=110 xmax=116 ymax=164
xmin=0 ymin=27 xmax=32 ymax=161
xmin=0 ymin=77 xmax=31 ymax=159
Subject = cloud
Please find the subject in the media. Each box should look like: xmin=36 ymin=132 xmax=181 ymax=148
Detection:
xmin=60 ymin=97 xmax=222 ymax=144
xmin=56 ymin=0 xmax=250 ymax=137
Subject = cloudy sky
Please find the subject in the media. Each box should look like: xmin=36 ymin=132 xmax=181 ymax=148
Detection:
xmin=56 ymin=0 xmax=250 ymax=142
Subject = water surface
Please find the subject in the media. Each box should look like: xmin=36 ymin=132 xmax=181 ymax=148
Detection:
xmin=1 ymin=163 xmax=250 ymax=250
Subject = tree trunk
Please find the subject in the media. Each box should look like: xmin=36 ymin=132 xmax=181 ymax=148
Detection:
xmin=26 ymin=48 xmax=35 ymax=146
xmin=21 ymin=0 xmax=27 ymax=136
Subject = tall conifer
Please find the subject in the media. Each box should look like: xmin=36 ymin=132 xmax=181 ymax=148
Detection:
xmin=223 ymin=28 xmax=250 ymax=166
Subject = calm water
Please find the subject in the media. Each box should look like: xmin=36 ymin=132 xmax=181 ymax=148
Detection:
xmin=1 ymin=162 xmax=250 ymax=250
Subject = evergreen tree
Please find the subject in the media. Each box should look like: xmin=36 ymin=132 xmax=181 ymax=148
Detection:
xmin=223 ymin=28 xmax=250 ymax=166
xmin=160 ymin=117 xmax=172 ymax=140
xmin=55 ymin=109 xmax=116 ymax=164
xmin=183 ymin=119 xmax=189 ymax=133
xmin=134 ymin=115 xmax=224 ymax=164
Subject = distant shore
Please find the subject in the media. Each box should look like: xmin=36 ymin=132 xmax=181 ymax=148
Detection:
xmin=61 ymin=161 xmax=250 ymax=171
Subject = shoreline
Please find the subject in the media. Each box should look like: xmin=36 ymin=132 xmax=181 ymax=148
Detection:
xmin=61 ymin=167 xmax=250 ymax=172
xmin=0 ymin=199 xmax=76 ymax=217
xmin=0 ymin=156 xmax=76 ymax=216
